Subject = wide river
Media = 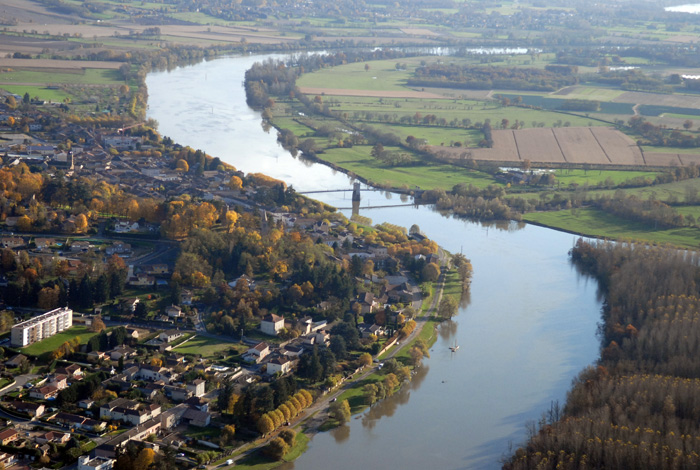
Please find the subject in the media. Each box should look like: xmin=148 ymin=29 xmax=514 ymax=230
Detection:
xmin=146 ymin=54 xmax=602 ymax=470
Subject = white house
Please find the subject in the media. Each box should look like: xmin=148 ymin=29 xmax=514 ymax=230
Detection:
xmin=260 ymin=314 xmax=284 ymax=336
xmin=78 ymin=456 xmax=115 ymax=470
xmin=186 ymin=378 xmax=206 ymax=397
xmin=267 ymin=356 xmax=292 ymax=375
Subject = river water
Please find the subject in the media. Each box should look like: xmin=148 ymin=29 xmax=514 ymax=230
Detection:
xmin=146 ymin=55 xmax=602 ymax=469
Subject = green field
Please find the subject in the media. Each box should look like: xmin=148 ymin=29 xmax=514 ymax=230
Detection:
xmin=297 ymin=60 xmax=413 ymax=92
xmin=552 ymin=169 xmax=659 ymax=186
xmin=173 ymin=335 xmax=243 ymax=357
xmin=524 ymin=208 xmax=700 ymax=248
xmin=318 ymin=145 xmax=498 ymax=190
xmin=22 ymin=325 xmax=100 ymax=356
xmin=0 ymin=68 xmax=125 ymax=85
xmin=0 ymin=85 xmax=70 ymax=102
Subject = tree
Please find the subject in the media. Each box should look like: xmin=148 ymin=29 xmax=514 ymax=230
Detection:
xmin=220 ymin=424 xmax=236 ymax=446
xmin=358 ymin=352 xmax=372 ymax=367
xmin=422 ymin=262 xmax=440 ymax=282
xmin=279 ymin=429 xmax=296 ymax=447
xmin=264 ymin=437 xmax=289 ymax=460
xmin=329 ymin=399 xmax=351 ymax=423
xmin=176 ymin=159 xmax=189 ymax=172
xmin=228 ymin=175 xmax=243 ymax=190
xmin=90 ymin=316 xmax=106 ymax=333
xmin=409 ymin=346 xmax=424 ymax=366
xmin=684 ymin=120 xmax=693 ymax=130
xmin=133 ymin=448 xmax=155 ymax=470
xmin=74 ymin=214 xmax=88 ymax=233
xmin=438 ymin=296 xmax=458 ymax=320
xmin=257 ymin=414 xmax=275 ymax=435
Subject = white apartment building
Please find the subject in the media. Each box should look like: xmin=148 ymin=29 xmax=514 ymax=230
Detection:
xmin=11 ymin=307 xmax=73 ymax=347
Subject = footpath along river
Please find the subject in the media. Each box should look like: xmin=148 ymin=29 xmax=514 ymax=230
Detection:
xmin=147 ymin=54 xmax=602 ymax=469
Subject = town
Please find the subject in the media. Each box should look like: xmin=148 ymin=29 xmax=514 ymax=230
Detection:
xmin=0 ymin=90 xmax=464 ymax=469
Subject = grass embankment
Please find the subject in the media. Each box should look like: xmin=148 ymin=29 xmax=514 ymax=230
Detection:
xmin=21 ymin=325 xmax=100 ymax=356
xmin=524 ymin=207 xmax=700 ymax=248
xmin=215 ymin=432 xmax=310 ymax=470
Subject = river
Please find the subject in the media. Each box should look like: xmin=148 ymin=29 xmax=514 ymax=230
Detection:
xmin=146 ymin=54 xmax=602 ymax=470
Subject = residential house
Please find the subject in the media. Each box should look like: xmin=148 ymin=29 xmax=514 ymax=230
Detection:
xmin=137 ymin=365 xmax=175 ymax=383
xmin=180 ymin=290 xmax=193 ymax=306
xmin=245 ymin=342 xmax=270 ymax=363
xmin=78 ymin=455 xmax=115 ymax=470
xmin=12 ymin=401 xmax=45 ymax=417
xmin=165 ymin=305 xmax=183 ymax=318
xmin=48 ymin=374 xmax=68 ymax=390
xmin=0 ymin=429 xmax=18 ymax=446
xmin=159 ymin=330 xmax=183 ymax=343
xmin=186 ymin=378 xmax=205 ymax=398
xmin=106 ymin=241 xmax=131 ymax=256
xmin=109 ymin=346 xmax=136 ymax=361
xmin=0 ymin=236 xmax=25 ymax=249
xmin=267 ymin=356 xmax=293 ymax=375
xmin=128 ymin=273 xmax=154 ymax=287
xmin=87 ymin=351 xmax=107 ymax=363
xmin=181 ymin=408 xmax=211 ymax=427
xmin=146 ymin=264 xmax=169 ymax=275
xmin=36 ymin=431 xmax=70 ymax=445
xmin=30 ymin=384 xmax=59 ymax=400
xmin=5 ymin=354 xmax=27 ymax=368
xmin=358 ymin=323 xmax=385 ymax=339
xmin=70 ymin=240 xmax=91 ymax=252
xmin=122 ymin=298 xmax=140 ymax=313
xmin=114 ymin=221 xmax=139 ymax=233
xmin=34 ymin=238 xmax=57 ymax=250
xmin=78 ymin=398 xmax=95 ymax=409
xmin=260 ymin=313 xmax=285 ymax=336
xmin=56 ymin=363 xmax=83 ymax=379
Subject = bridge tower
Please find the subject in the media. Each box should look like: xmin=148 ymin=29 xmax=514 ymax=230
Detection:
xmin=352 ymin=182 xmax=361 ymax=202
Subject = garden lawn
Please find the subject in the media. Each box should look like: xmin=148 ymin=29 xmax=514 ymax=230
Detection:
xmin=524 ymin=207 xmax=700 ymax=248
xmin=173 ymin=335 xmax=243 ymax=358
xmin=22 ymin=325 xmax=100 ymax=356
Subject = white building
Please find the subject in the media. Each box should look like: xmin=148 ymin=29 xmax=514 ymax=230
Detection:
xmin=11 ymin=307 xmax=73 ymax=347
xmin=260 ymin=314 xmax=284 ymax=336
xmin=78 ymin=455 xmax=114 ymax=470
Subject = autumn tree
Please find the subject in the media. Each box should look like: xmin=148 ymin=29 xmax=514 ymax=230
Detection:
xmin=329 ymin=399 xmax=351 ymax=423
xmin=220 ymin=424 xmax=236 ymax=446
xmin=90 ymin=316 xmax=106 ymax=333
xmin=132 ymin=448 xmax=155 ymax=470
xmin=359 ymin=352 xmax=373 ymax=367
xmin=438 ymin=296 xmax=458 ymax=320
xmin=422 ymin=262 xmax=440 ymax=282
xmin=264 ymin=437 xmax=289 ymax=460
xmin=257 ymin=413 xmax=275 ymax=435
xmin=176 ymin=159 xmax=189 ymax=172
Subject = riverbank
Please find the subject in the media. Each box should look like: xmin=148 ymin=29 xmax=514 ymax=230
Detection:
xmin=524 ymin=207 xmax=700 ymax=249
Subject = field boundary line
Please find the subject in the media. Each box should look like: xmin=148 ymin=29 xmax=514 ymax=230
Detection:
xmin=511 ymin=130 xmax=523 ymax=161
xmin=588 ymin=127 xmax=613 ymax=164
xmin=550 ymin=128 xmax=568 ymax=163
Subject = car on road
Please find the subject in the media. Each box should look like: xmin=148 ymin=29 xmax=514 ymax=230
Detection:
xmin=330 ymin=397 xmax=337 ymax=402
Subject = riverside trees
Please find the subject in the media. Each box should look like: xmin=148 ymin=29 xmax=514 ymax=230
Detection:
xmin=505 ymin=241 xmax=700 ymax=470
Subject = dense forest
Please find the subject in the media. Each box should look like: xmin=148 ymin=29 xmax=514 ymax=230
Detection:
xmin=504 ymin=241 xmax=700 ymax=469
